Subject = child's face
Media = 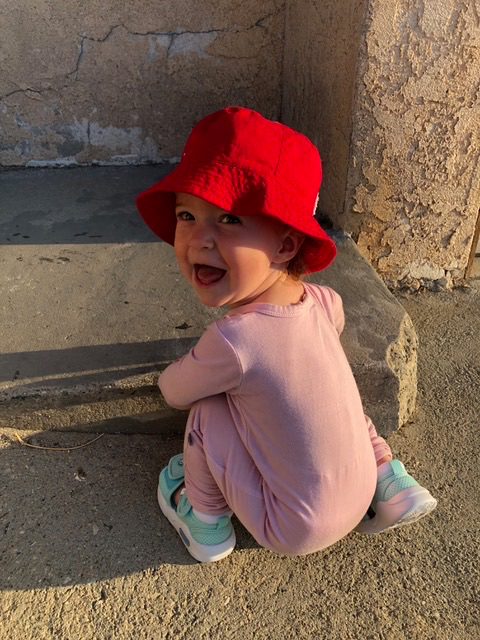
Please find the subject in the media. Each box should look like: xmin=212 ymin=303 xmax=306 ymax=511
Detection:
xmin=174 ymin=193 xmax=293 ymax=308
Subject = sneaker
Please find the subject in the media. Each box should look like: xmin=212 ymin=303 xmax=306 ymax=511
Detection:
xmin=355 ymin=459 xmax=438 ymax=534
xmin=157 ymin=454 xmax=236 ymax=562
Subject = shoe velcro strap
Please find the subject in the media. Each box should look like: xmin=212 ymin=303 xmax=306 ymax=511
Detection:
xmin=168 ymin=454 xmax=185 ymax=481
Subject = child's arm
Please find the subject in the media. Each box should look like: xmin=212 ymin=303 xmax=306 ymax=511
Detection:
xmin=159 ymin=324 xmax=242 ymax=410
xmin=309 ymin=285 xmax=345 ymax=335
xmin=327 ymin=287 xmax=345 ymax=336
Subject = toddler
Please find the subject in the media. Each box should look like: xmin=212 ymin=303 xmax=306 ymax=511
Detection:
xmin=136 ymin=107 xmax=437 ymax=562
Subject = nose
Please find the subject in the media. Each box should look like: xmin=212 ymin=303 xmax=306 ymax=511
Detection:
xmin=189 ymin=220 xmax=215 ymax=250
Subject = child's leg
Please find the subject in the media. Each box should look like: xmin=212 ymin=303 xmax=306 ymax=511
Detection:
xmin=182 ymin=395 xmax=369 ymax=556
xmin=157 ymin=445 xmax=235 ymax=563
xmin=159 ymin=394 xmax=267 ymax=563
xmin=182 ymin=403 xmax=231 ymax=515
xmin=357 ymin=415 xmax=437 ymax=534
xmin=175 ymin=412 xmax=391 ymax=513
xmin=183 ymin=395 xmax=275 ymax=542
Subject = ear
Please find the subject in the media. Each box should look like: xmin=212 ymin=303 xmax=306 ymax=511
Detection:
xmin=272 ymin=229 xmax=305 ymax=265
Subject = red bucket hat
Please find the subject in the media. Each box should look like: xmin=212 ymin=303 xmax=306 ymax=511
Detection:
xmin=136 ymin=107 xmax=336 ymax=273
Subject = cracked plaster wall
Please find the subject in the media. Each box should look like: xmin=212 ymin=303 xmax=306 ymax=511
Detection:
xmin=0 ymin=2 xmax=284 ymax=167
xmin=283 ymin=0 xmax=480 ymax=288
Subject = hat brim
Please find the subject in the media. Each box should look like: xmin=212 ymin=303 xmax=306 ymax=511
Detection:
xmin=136 ymin=161 xmax=336 ymax=273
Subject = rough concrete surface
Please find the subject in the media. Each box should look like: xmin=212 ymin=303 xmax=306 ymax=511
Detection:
xmin=0 ymin=166 xmax=415 ymax=435
xmin=345 ymin=0 xmax=480 ymax=289
xmin=1 ymin=283 xmax=479 ymax=639
xmin=0 ymin=1 xmax=284 ymax=167
xmin=282 ymin=0 xmax=480 ymax=290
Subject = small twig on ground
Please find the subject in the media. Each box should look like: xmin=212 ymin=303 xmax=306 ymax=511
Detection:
xmin=14 ymin=432 xmax=105 ymax=451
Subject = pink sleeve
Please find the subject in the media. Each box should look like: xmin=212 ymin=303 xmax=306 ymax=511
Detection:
xmin=158 ymin=323 xmax=242 ymax=410
xmin=308 ymin=285 xmax=345 ymax=335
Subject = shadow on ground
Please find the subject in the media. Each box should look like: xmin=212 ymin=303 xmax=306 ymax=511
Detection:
xmin=0 ymin=338 xmax=198 ymax=388
xmin=0 ymin=429 xmax=260 ymax=590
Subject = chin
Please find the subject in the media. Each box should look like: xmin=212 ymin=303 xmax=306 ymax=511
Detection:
xmin=194 ymin=291 xmax=227 ymax=308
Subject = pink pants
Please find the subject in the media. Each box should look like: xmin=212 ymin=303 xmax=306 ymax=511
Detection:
xmin=183 ymin=394 xmax=392 ymax=555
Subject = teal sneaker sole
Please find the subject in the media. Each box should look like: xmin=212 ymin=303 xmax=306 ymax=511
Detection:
xmin=157 ymin=486 xmax=236 ymax=562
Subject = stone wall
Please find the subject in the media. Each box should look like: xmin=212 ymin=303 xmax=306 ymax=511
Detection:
xmin=283 ymin=0 xmax=480 ymax=289
xmin=0 ymin=1 xmax=284 ymax=167
xmin=2 ymin=0 xmax=479 ymax=288
xmin=345 ymin=0 xmax=480 ymax=289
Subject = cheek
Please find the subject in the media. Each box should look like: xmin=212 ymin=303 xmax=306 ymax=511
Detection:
xmin=228 ymin=247 xmax=272 ymax=279
xmin=173 ymin=238 xmax=190 ymax=275
xmin=173 ymin=244 xmax=182 ymax=264
xmin=173 ymin=230 xmax=186 ymax=257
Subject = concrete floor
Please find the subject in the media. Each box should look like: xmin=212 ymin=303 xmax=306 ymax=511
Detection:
xmin=1 ymin=283 xmax=479 ymax=640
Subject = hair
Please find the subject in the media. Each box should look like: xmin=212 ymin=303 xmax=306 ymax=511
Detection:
xmin=286 ymin=250 xmax=307 ymax=281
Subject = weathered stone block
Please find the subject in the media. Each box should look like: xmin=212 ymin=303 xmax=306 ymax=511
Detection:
xmin=0 ymin=167 xmax=416 ymax=435
xmin=311 ymin=232 xmax=417 ymax=434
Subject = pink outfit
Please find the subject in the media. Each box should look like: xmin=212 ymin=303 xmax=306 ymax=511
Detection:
xmin=159 ymin=283 xmax=392 ymax=555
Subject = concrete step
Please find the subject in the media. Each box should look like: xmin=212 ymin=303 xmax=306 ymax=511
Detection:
xmin=0 ymin=166 xmax=417 ymax=436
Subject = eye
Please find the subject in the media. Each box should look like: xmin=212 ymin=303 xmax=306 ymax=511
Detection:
xmin=220 ymin=214 xmax=241 ymax=224
xmin=176 ymin=210 xmax=194 ymax=221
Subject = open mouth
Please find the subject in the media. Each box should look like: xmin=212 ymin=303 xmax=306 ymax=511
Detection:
xmin=194 ymin=264 xmax=227 ymax=287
